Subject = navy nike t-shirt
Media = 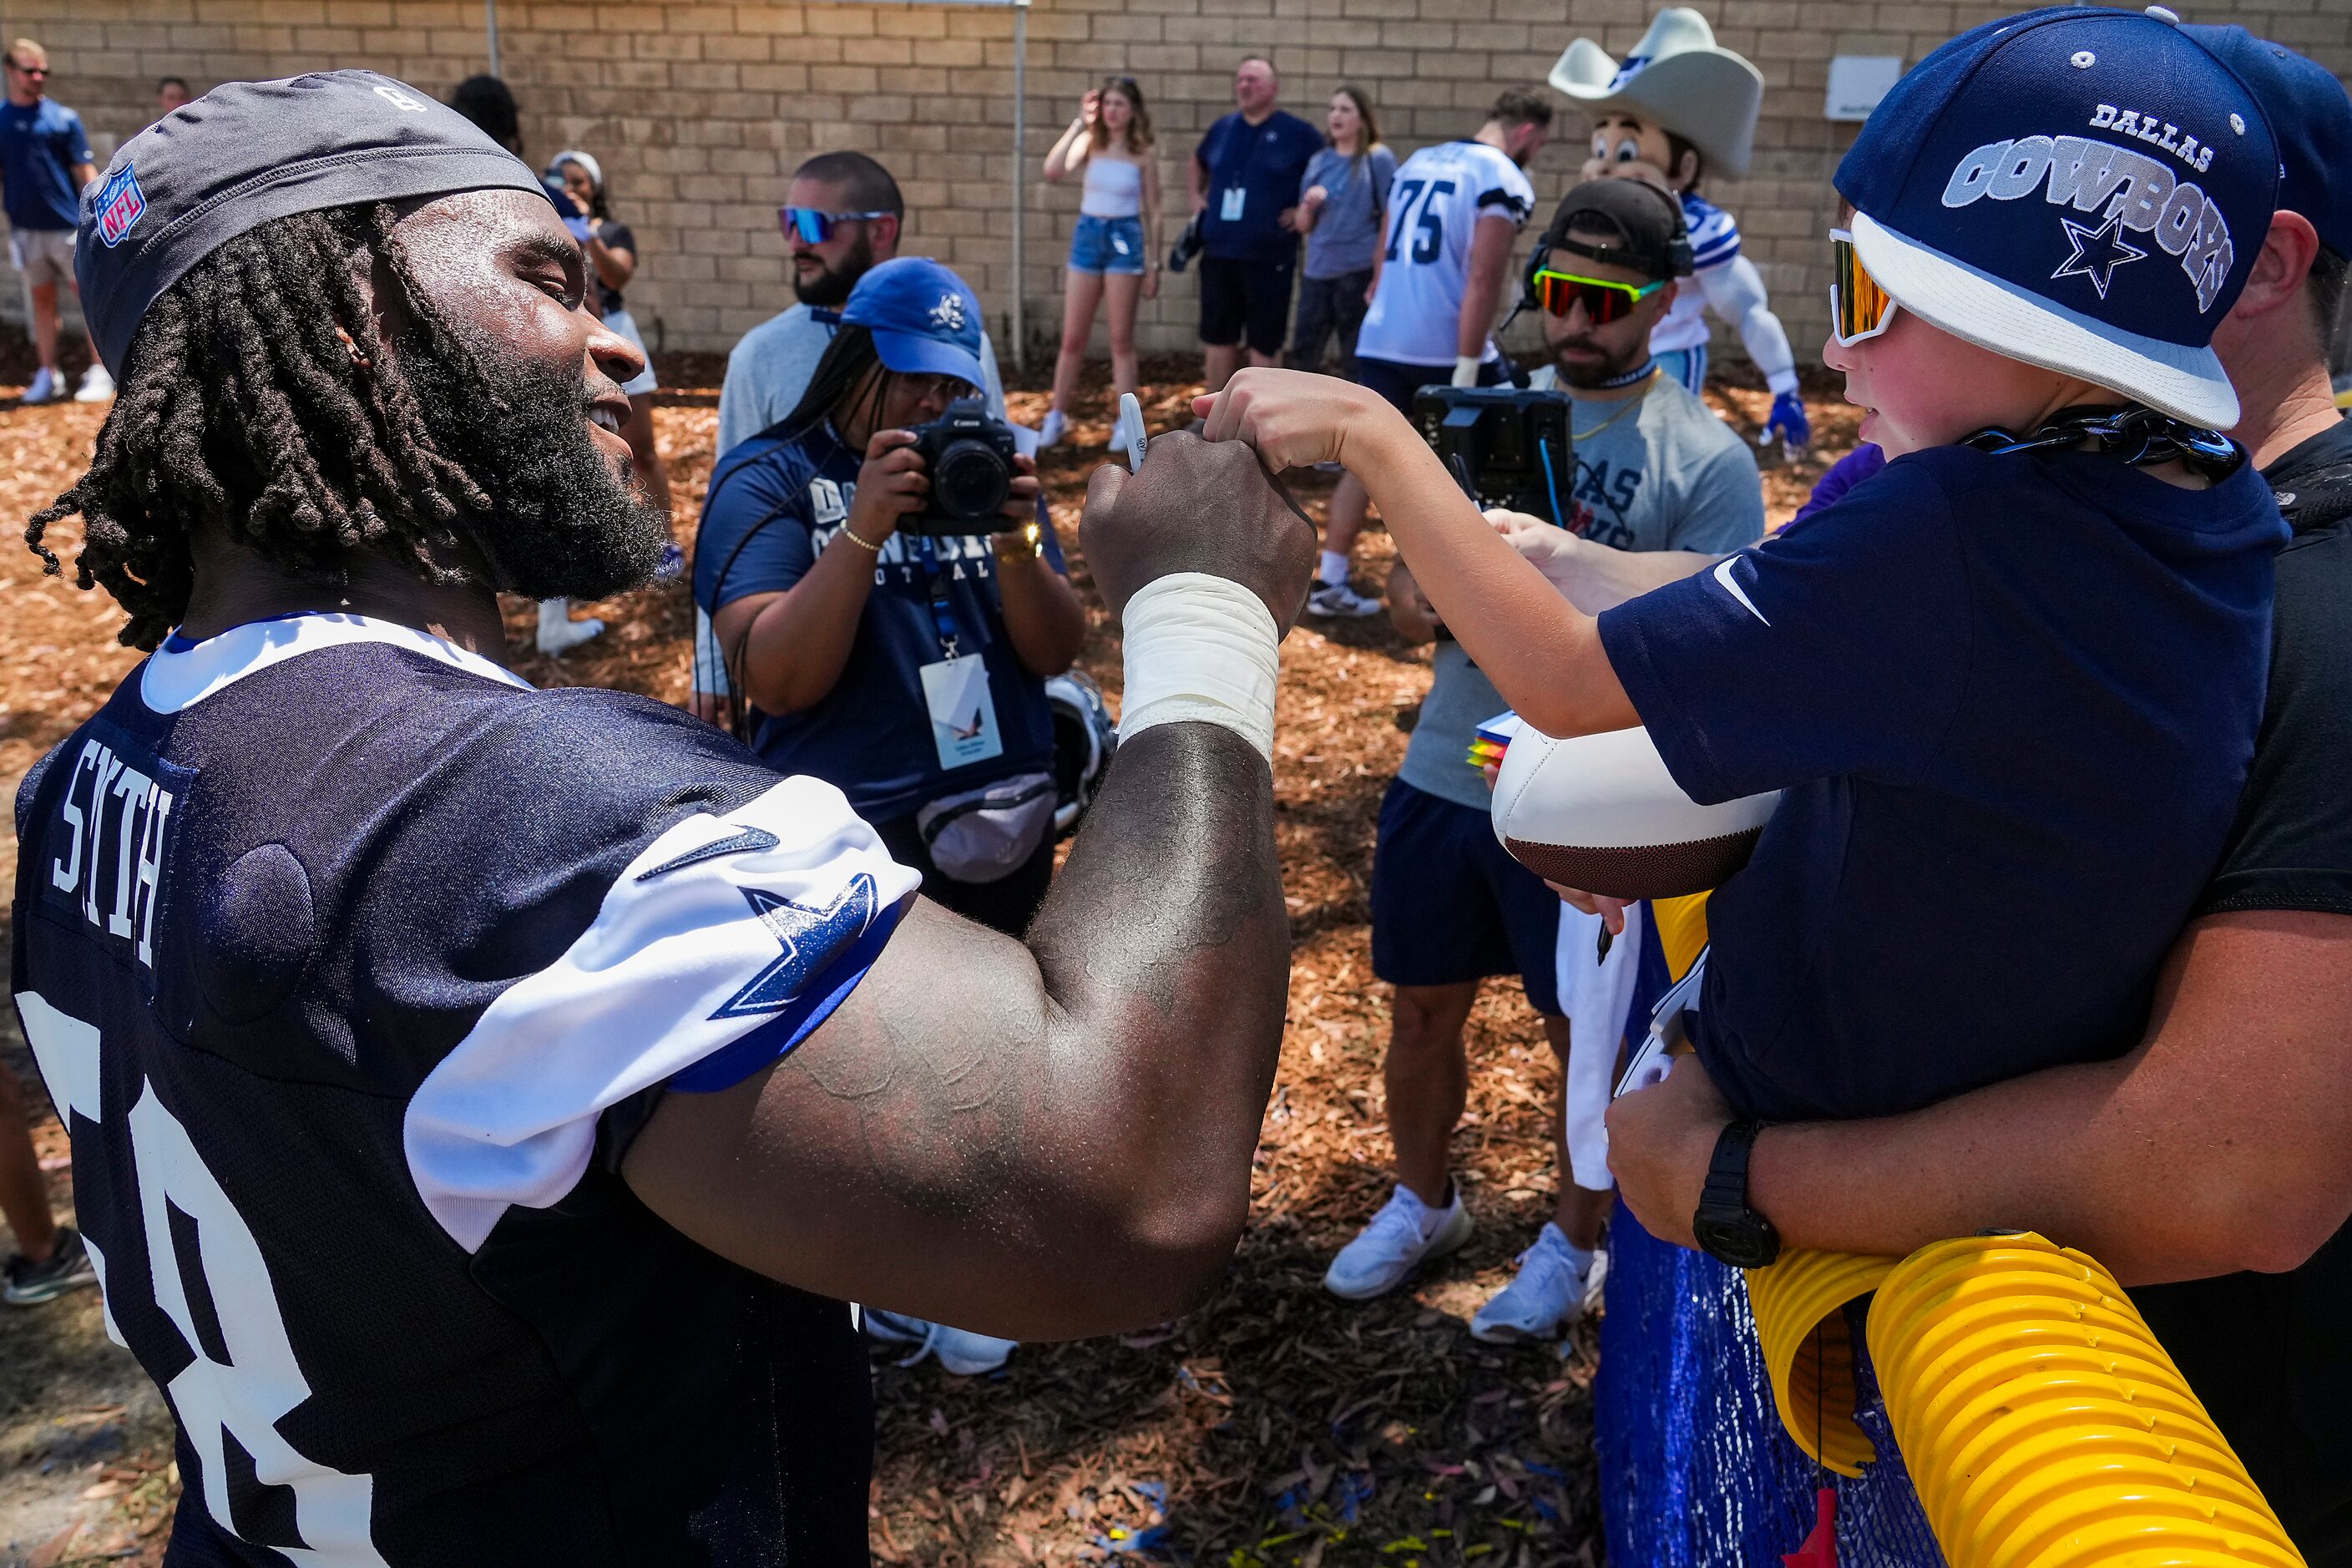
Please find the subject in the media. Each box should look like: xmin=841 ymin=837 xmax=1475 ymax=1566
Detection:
xmin=1599 ymin=442 xmax=2285 ymax=1122
xmin=693 ymin=421 xmax=1066 ymax=822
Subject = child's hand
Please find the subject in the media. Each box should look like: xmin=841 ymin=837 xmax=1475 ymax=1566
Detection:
xmin=1191 ymin=368 xmax=1400 ymax=473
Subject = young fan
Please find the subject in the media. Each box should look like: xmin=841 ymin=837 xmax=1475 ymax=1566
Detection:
xmin=1201 ymin=8 xmax=2286 ymax=1194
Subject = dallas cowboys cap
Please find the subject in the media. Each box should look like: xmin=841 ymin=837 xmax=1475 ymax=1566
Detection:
xmin=2180 ymin=24 xmax=2352 ymax=260
xmin=76 ymin=70 xmax=544 ymax=377
xmin=838 ymin=257 xmax=987 ymax=391
xmin=1834 ymin=5 xmax=2279 ymax=427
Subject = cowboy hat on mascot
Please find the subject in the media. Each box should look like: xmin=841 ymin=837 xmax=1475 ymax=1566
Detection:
xmin=1551 ymin=7 xmax=1810 ymax=453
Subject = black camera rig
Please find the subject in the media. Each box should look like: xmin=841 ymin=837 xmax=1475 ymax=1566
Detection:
xmin=1410 ymin=385 xmax=1575 ymax=521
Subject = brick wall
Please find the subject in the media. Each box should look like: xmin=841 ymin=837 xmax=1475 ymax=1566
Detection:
xmin=8 ymin=0 xmax=2349 ymax=371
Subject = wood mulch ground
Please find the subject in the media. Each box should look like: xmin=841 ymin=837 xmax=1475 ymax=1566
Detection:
xmin=0 ymin=342 xmax=1853 ymax=1568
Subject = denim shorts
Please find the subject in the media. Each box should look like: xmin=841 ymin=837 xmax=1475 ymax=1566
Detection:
xmin=1070 ymin=213 xmax=1146 ymax=275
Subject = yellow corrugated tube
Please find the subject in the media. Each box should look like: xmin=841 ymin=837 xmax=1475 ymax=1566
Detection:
xmin=1743 ymin=1232 xmax=2307 ymax=1566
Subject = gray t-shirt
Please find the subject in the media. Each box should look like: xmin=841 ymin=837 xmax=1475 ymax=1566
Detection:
xmin=1299 ymin=144 xmax=1397 ymax=281
xmin=699 ymin=303 xmax=1012 ymax=693
xmin=1397 ymin=369 xmax=1767 ymax=810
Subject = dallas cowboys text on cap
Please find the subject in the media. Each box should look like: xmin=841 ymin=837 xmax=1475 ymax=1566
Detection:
xmin=75 ymin=71 xmax=545 ymax=377
xmin=1834 ymin=5 xmax=2280 ymax=427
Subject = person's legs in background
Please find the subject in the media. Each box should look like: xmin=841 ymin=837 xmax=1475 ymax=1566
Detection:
xmin=1199 ymin=255 xmax=1248 ymax=393
xmin=1045 ymin=261 xmax=1106 ymax=447
xmin=1288 ymin=273 xmax=1336 ymax=376
xmin=23 ymin=271 xmax=60 ymax=404
xmin=1101 ymin=267 xmax=1144 ymax=415
xmin=0 ymin=1059 xmax=94 ymax=1308
xmin=1331 ymin=266 xmax=1373 ymax=382
xmin=1241 ymin=256 xmax=1292 ymax=372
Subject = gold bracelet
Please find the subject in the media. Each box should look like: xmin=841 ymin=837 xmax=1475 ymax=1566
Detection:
xmin=839 ymin=522 xmax=883 ymax=554
xmin=994 ymin=520 xmax=1043 ymax=564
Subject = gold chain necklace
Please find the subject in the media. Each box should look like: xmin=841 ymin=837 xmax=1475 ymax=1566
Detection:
xmin=1568 ymin=367 xmax=1661 ymax=443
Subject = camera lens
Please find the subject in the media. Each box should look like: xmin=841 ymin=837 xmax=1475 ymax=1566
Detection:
xmin=930 ymin=438 xmax=1012 ymax=522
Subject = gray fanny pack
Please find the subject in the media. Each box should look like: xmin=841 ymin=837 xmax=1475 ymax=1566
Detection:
xmin=916 ymin=771 xmax=1057 ymax=883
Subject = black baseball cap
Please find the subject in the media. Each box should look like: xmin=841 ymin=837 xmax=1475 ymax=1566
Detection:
xmin=77 ymin=70 xmax=545 ymax=376
xmin=1542 ymin=180 xmax=1692 ymax=281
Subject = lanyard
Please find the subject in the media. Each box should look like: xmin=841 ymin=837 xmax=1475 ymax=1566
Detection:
xmin=913 ymin=536 xmax=964 ymax=659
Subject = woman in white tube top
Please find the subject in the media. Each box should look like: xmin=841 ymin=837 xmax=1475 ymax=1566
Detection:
xmin=1039 ymin=76 xmax=1161 ymax=448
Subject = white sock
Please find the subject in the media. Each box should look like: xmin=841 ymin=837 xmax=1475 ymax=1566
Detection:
xmin=1317 ymin=549 xmax=1349 ymax=586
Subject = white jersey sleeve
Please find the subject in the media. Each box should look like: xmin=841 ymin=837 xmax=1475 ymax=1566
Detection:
xmin=1354 ymin=141 xmax=1537 ymax=367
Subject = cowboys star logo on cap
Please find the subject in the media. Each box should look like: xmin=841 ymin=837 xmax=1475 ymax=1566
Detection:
xmin=1831 ymin=4 xmax=2279 ymax=428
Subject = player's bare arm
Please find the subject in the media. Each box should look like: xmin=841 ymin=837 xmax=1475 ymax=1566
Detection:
xmin=627 ymin=432 xmax=1315 ymax=1339
xmin=1196 ymin=369 xmax=1635 ymax=738
xmin=1456 ymin=213 xmax=1518 ymax=362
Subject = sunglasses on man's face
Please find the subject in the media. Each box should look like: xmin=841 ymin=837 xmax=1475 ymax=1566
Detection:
xmin=778 ymin=206 xmax=893 ymax=245
xmin=1828 ymin=227 xmax=1898 ymax=346
xmin=7 ymin=60 xmax=48 ymax=77
xmin=1532 ymin=269 xmax=1665 ymax=326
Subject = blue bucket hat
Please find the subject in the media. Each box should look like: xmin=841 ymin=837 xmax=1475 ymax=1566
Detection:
xmin=1835 ymin=5 xmax=2280 ymax=427
xmin=2181 ymin=23 xmax=2352 ymax=260
xmin=839 ymin=257 xmax=987 ymax=392
xmin=76 ymin=70 xmax=544 ymax=377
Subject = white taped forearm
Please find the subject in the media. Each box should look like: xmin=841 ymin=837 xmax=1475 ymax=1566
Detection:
xmin=1117 ymin=572 xmax=1281 ymax=762
xmin=1702 ymin=255 xmax=1800 ymax=396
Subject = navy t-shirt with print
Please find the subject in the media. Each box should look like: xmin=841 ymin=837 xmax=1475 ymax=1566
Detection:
xmin=1599 ymin=443 xmax=2284 ymax=1123
xmin=692 ymin=423 xmax=1066 ymax=822
xmin=1197 ymin=109 xmax=1323 ymax=264
xmin=0 ymin=97 xmax=91 ymax=230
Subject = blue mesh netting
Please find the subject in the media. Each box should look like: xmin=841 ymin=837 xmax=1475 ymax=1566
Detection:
xmin=1593 ymin=916 xmax=1946 ymax=1566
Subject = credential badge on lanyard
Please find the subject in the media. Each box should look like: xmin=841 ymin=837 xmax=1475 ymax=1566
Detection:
xmin=913 ymin=537 xmax=1004 ymax=771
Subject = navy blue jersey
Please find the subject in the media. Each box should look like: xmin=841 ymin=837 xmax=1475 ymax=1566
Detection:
xmin=692 ymin=420 xmax=1066 ymax=821
xmin=10 ymin=614 xmax=920 ymax=1564
xmin=1599 ymin=443 xmax=2284 ymax=1121
xmin=0 ymin=96 xmax=91 ymax=230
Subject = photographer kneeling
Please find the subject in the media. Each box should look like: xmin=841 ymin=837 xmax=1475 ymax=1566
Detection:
xmin=695 ymin=257 xmax=1086 ymax=937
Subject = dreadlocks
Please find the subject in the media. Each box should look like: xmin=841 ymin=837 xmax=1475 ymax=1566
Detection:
xmin=27 ymin=203 xmax=495 ymax=650
xmin=29 ymin=198 xmax=665 ymax=651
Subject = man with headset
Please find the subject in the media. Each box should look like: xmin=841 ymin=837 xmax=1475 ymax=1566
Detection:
xmin=1327 ymin=180 xmax=1763 ymax=1340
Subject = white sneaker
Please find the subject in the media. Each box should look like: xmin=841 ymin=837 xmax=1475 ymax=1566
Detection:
xmin=535 ymin=599 xmax=605 ymax=655
xmin=1469 ymin=1222 xmax=1595 ymax=1343
xmin=1039 ymin=408 xmax=1068 ymax=448
xmin=22 ymin=367 xmax=58 ymax=405
xmin=864 ymin=1309 xmax=1018 ymax=1376
xmin=1306 ymin=580 xmax=1383 ymax=619
xmin=1323 ymin=1182 xmax=1474 ymax=1301
xmin=74 ymin=364 xmax=115 ymax=402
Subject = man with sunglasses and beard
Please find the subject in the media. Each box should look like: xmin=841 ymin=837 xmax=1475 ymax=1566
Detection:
xmin=14 ymin=73 xmax=1312 ymax=1564
xmin=1322 ymin=181 xmax=1761 ymax=1339
xmin=701 ymin=151 xmax=1012 ymax=716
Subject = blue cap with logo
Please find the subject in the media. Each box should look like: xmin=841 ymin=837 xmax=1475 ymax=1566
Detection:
xmin=75 ymin=71 xmax=544 ymax=377
xmin=2180 ymin=23 xmax=2352 ymax=260
xmin=1835 ymin=4 xmax=2279 ymax=427
xmin=839 ymin=257 xmax=987 ymax=393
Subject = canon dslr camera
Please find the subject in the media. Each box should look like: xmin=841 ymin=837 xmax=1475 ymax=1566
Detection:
xmin=904 ymin=397 xmax=1023 ymax=535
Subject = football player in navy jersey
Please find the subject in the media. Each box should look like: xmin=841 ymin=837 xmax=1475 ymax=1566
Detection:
xmin=14 ymin=73 xmax=1312 ymax=1564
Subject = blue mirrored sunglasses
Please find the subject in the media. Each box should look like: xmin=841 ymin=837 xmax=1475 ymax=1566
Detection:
xmin=778 ymin=206 xmax=894 ymax=244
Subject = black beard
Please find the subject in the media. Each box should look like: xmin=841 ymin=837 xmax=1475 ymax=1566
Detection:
xmin=1552 ymin=335 xmax=1651 ymax=390
xmin=793 ymin=232 xmax=875 ymax=307
xmin=401 ymin=317 xmax=670 ymax=601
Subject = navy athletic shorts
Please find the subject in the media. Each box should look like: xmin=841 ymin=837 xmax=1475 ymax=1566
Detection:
xmin=1370 ymin=776 xmax=1562 ymax=1015
xmin=1353 ymin=352 xmax=1507 ymax=417
xmin=1198 ymin=253 xmax=1294 ymax=355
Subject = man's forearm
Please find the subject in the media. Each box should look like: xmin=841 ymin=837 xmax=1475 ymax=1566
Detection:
xmin=1746 ymin=911 xmax=2352 ymax=1284
xmin=1544 ymin=540 xmax=1722 ymax=616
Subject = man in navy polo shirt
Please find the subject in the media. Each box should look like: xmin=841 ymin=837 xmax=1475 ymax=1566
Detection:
xmin=0 ymin=37 xmax=106 ymax=404
xmin=1189 ymin=57 xmax=1323 ymax=392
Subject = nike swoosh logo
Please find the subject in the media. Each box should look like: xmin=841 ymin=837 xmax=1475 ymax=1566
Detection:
xmin=635 ymin=825 xmax=782 ymax=882
xmin=1712 ymin=555 xmax=1770 ymax=626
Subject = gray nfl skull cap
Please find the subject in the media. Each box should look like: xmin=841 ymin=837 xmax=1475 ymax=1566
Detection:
xmin=76 ymin=70 xmax=545 ymax=376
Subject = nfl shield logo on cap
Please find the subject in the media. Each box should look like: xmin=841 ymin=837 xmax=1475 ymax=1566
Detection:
xmin=95 ymin=164 xmax=145 ymax=249
xmin=1833 ymin=4 xmax=2279 ymax=427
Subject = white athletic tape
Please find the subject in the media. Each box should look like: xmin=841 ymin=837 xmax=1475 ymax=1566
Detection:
xmin=1117 ymin=571 xmax=1281 ymax=763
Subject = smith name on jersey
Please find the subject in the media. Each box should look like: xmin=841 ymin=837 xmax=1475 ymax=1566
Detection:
xmin=10 ymin=613 xmax=921 ymax=1564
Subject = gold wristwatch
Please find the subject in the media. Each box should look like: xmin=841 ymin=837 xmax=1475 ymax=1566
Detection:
xmin=994 ymin=519 xmax=1043 ymax=564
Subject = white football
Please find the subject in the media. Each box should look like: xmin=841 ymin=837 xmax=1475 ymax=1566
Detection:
xmin=1490 ymin=726 xmax=1781 ymax=899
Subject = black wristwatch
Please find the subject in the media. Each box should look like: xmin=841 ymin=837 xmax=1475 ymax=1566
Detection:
xmin=1692 ymin=1120 xmax=1781 ymax=1268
